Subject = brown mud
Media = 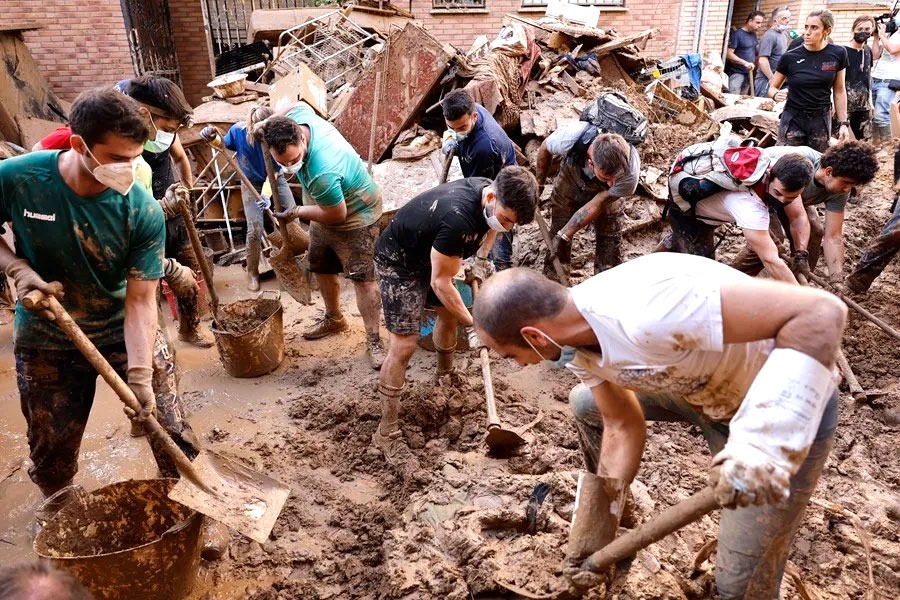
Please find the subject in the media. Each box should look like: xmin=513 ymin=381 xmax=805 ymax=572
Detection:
xmin=0 ymin=144 xmax=897 ymax=599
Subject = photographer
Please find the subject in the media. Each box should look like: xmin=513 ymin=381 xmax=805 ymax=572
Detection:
xmin=871 ymin=11 xmax=900 ymax=141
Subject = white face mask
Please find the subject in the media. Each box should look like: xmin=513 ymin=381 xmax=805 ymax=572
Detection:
xmin=81 ymin=147 xmax=136 ymax=195
xmin=523 ymin=328 xmax=577 ymax=368
xmin=278 ymin=158 xmax=303 ymax=175
xmin=483 ymin=203 xmax=510 ymax=232
xmin=143 ymin=119 xmax=176 ymax=154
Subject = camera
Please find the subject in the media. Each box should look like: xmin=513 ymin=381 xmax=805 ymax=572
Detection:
xmin=876 ymin=11 xmax=899 ymax=35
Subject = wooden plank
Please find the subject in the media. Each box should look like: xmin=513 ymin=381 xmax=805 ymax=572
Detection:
xmin=591 ymin=28 xmax=659 ymax=58
xmin=243 ymin=81 xmax=270 ymax=94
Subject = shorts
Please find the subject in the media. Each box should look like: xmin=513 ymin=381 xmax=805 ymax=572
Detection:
xmin=375 ymin=259 xmax=441 ymax=335
xmin=308 ymin=221 xmax=378 ymax=282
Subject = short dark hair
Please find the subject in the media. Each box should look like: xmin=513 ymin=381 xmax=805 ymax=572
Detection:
xmin=123 ymin=76 xmax=193 ymax=125
xmin=770 ymin=153 xmax=814 ymax=192
xmin=0 ymin=561 xmax=94 ymax=600
xmin=590 ymin=133 xmax=630 ymax=178
xmin=821 ymin=141 xmax=878 ymax=184
xmin=442 ymin=89 xmax=476 ymax=122
xmin=256 ymin=116 xmax=300 ymax=154
xmin=474 ymin=268 xmax=568 ymax=347
xmin=69 ymin=88 xmax=150 ymax=148
xmin=747 ymin=10 xmax=765 ymax=22
xmin=494 ymin=166 xmax=538 ymax=224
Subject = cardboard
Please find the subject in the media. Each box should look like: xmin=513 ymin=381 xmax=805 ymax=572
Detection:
xmin=269 ymin=64 xmax=328 ymax=118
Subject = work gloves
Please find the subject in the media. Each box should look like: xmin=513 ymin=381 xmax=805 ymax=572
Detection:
xmin=791 ymin=249 xmax=810 ymax=277
xmin=441 ymin=130 xmax=457 ymax=155
xmin=5 ymin=259 xmax=61 ymax=320
xmin=256 ymin=194 xmax=272 ymax=213
xmin=164 ymin=258 xmax=199 ymax=299
xmin=549 ymin=233 xmax=568 ymax=261
xmin=200 ymin=125 xmax=223 ymax=148
xmin=159 ymin=183 xmax=189 ymax=220
xmin=464 ymin=256 xmax=494 ymax=285
xmin=124 ymin=366 xmax=156 ymax=423
xmin=466 ymin=326 xmax=484 ymax=350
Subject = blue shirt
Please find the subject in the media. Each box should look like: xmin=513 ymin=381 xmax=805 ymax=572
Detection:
xmin=726 ymin=28 xmax=758 ymax=74
xmin=456 ymin=104 xmax=516 ymax=179
xmin=223 ymin=123 xmax=270 ymax=184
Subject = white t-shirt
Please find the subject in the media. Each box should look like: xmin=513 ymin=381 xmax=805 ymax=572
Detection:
xmin=694 ymin=190 xmax=770 ymax=229
xmin=872 ymin=31 xmax=900 ymax=80
xmin=565 ymin=253 xmax=774 ymax=422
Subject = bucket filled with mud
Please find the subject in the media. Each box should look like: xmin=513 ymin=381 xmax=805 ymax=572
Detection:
xmin=211 ymin=290 xmax=285 ymax=378
xmin=33 ymin=479 xmax=203 ymax=600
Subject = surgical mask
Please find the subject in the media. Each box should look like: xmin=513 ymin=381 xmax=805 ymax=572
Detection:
xmin=523 ymin=329 xmax=578 ymax=368
xmin=483 ymin=203 xmax=510 ymax=232
xmin=775 ymin=24 xmax=789 ymax=32
xmin=854 ymin=31 xmax=871 ymax=43
xmin=80 ymin=147 xmax=136 ymax=195
xmin=143 ymin=120 xmax=176 ymax=154
xmin=278 ymin=158 xmax=303 ymax=175
xmin=455 ymin=131 xmax=469 ymax=142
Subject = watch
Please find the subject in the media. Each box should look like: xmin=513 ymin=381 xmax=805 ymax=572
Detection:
xmin=838 ymin=120 xmax=850 ymax=127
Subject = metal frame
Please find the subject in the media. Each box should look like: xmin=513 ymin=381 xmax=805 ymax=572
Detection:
xmin=203 ymin=0 xmax=311 ymax=56
xmin=120 ymin=0 xmax=181 ymax=83
xmin=273 ymin=11 xmax=382 ymax=92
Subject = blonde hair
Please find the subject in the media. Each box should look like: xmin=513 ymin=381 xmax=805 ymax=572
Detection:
xmin=808 ymin=9 xmax=834 ymax=31
xmin=246 ymin=105 xmax=273 ymax=145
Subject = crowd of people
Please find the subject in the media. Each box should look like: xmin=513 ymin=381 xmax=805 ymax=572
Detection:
xmin=0 ymin=20 xmax=896 ymax=592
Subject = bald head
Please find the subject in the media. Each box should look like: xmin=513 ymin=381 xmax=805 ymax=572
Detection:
xmin=0 ymin=562 xmax=93 ymax=600
xmin=474 ymin=268 xmax=569 ymax=348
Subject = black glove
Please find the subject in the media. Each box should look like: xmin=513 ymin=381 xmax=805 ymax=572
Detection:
xmin=792 ymin=250 xmax=810 ymax=276
xmin=200 ymin=125 xmax=220 ymax=143
xmin=549 ymin=233 xmax=567 ymax=260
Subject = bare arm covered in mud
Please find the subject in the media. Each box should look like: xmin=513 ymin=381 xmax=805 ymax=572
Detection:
xmin=783 ymin=197 xmax=810 ymax=252
xmin=430 ymin=249 xmax=473 ymax=327
xmin=719 ymin=278 xmax=846 ymax=367
xmin=743 ymin=228 xmax=798 ymax=284
xmin=124 ymin=278 xmax=159 ymax=370
xmin=591 ymin=382 xmax=647 ymax=482
xmin=558 ymin=190 xmax=614 ymax=240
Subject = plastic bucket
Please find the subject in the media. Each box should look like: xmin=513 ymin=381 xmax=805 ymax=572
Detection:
xmin=161 ymin=276 xmax=210 ymax=320
xmin=211 ymin=290 xmax=285 ymax=378
xmin=34 ymin=479 xmax=203 ymax=600
xmin=418 ymin=277 xmax=474 ymax=351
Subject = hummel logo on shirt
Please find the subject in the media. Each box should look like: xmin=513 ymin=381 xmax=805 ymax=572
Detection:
xmin=23 ymin=209 xmax=56 ymax=222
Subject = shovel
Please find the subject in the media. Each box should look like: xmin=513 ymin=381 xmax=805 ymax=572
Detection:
xmin=535 ymin=211 xmax=570 ymax=286
xmin=22 ymin=290 xmax=290 ymax=544
xmin=176 ymin=191 xmax=223 ymax=322
xmin=259 ymin=141 xmax=313 ymax=305
xmin=470 ymin=280 xmax=527 ymax=455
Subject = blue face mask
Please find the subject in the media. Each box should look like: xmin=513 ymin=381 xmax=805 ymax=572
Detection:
xmin=523 ymin=329 xmax=577 ymax=368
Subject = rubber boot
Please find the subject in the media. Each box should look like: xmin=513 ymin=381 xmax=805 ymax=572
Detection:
xmin=372 ymin=383 xmax=419 ymax=475
xmin=567 ymin=471 xmax=628 ymax=562
xmin=874 ymin=124 xmax=892 ymax=145
xmin=246 ymin=231 xmax=262 ymax=292
xmin=435 ymin=343 xmax=456 ymax=379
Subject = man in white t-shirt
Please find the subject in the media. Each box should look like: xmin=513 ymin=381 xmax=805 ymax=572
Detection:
xmin=472 ymin=254 xmax=845 ymax=599
xmin=870 ymin=16 xmax=900 ymax=141
xmin=658 ymin=151 xmax=816 ymax=283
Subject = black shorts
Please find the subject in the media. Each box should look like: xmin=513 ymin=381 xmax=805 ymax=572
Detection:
xmin=308 ymin=221 xmax=378 ymax=282
xmin=374 ymin=259 xmax=442 ymax=335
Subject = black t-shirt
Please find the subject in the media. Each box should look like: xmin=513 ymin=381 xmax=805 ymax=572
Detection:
xmin=844 ymin=45 xmax=873 ymax=113
xmin=777 ymin=43 xmax=848 ymax=112
xmin=142 ymin=146 xmax=175 ymax=200
xmin=375 ymin=178 xmax=491 ymax=277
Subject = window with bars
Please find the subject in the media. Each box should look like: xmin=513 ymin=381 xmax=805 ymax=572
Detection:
xmin=521 ymin=0 xmax=624 ymax=7
xmin=432 ymin=0 xmax=487 ymax=9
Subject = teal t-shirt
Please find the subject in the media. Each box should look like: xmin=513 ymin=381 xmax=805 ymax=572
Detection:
xmin=286 ymin=103 xmax=382 ymax=231
xmin=0 ymin=151 xmax=165 ymax=349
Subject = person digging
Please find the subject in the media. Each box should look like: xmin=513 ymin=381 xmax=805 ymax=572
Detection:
xmin=256 ymin=104 xmax=386 ymax=369
xmin=473 ymin=253 xmax=845 ymax=598
xmin=372 ymin=167 xmax=539 ymax=473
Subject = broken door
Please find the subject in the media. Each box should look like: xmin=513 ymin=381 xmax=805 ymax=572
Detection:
xmin=120 ymin=0 xmax=181 ymax=84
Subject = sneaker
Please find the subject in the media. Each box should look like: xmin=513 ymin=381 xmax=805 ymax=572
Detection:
xmin=367 ymin=334 xmax=386 ymax=370
xmin=179 ymin=327 xmax=215 ymax=348
xmin=372 ymin=427 xmax=419 ymax=471
xmin=302 ymin=313 xmax=349 ymax=340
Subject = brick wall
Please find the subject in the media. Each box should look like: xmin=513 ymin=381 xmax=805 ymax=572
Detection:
xmin=6 ymin=0 xmax=134 ymax=102
xmin=169 ymin=1 xmax=216 ymax=106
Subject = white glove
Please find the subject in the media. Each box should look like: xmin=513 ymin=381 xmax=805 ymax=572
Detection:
xmin=710 ymin=347 xmax=834 ymax=508
xmin=466 ymin=326 xmax=484 ymax=350
xmin=256 ymin=194 xmax=272 ymax=212
xmin=441 ymin=129 xmax=457 ymax=155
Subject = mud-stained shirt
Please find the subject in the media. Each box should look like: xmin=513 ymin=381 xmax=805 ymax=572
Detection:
xmin=286 ymin=103 xmax=382 ymax=231
xmin=375 ymin=178 xmax=491 ymax=278
xmin=0 ymin=151 xmax=165 ymax=350
xmin=564 ymin=253 xmax=775 ymax=422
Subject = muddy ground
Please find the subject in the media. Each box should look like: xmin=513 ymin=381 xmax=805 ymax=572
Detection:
xmin=0 ymin=141 xmax=897 ymax=599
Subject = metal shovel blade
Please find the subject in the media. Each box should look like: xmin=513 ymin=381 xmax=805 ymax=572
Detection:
xmin=267 ymin=246 xmax=313 ymax=305
xmin=168 ymin=450 xmax=290 ymax=545
xmin=485 ymin=425 xmax=526 ymax=456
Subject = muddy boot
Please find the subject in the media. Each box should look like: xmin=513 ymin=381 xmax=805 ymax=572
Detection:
xmin=201 ymin=518 xmax=231 ymax=561
xmin=178 ymin=325 xmax=214 ymax=349
xmin=435 ymin=344 xmax=456 ymax=379
xmin=366 ymin=332 xmax=386 ymax=370
xmin=873 ymin=124 xmax=892 ymax=144
xmin=371 ymin=383 xmax=419 ymax=473
xmin=303 ymin=312 xmax=349 ymax=340
xmin=246 ymin=233 xmax=262 ymax=292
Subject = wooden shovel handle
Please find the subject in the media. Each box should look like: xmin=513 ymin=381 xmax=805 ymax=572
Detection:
xmin=581 ymin=486 xmax=719 ymax=573
xmin=22 ymin=290 xmax=206 ymax=488
xmin=177 ymin=195 xmax=219 ymax=318
xmin=534 ymin=211 xmax=570 ymax=286
xmin=470 ymin=280 xmax=500 ymax=429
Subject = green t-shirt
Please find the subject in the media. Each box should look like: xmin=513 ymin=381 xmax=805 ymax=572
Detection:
xmin=286 ymin=103 xmax=382 ymax=231
xmin=0 ymin=151 xmax=165 ymax=349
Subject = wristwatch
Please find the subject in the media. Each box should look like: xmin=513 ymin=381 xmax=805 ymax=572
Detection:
xmin=838 ymin=120 xmax=850 ymax=127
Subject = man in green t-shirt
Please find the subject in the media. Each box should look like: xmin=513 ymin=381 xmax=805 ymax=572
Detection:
xmin=0 ymin=89 xmax=197 ymax=500
xmin=258 ymin=104 xmax=385 ymax=369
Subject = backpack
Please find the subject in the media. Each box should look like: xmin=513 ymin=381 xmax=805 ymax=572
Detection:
xmin=564 ymin=92 xmax=648 ymax=171
xmin=581 ymin=91 xmax=648 ymax=146
xmin=668 ymin=135 xmax=770 ymax=214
